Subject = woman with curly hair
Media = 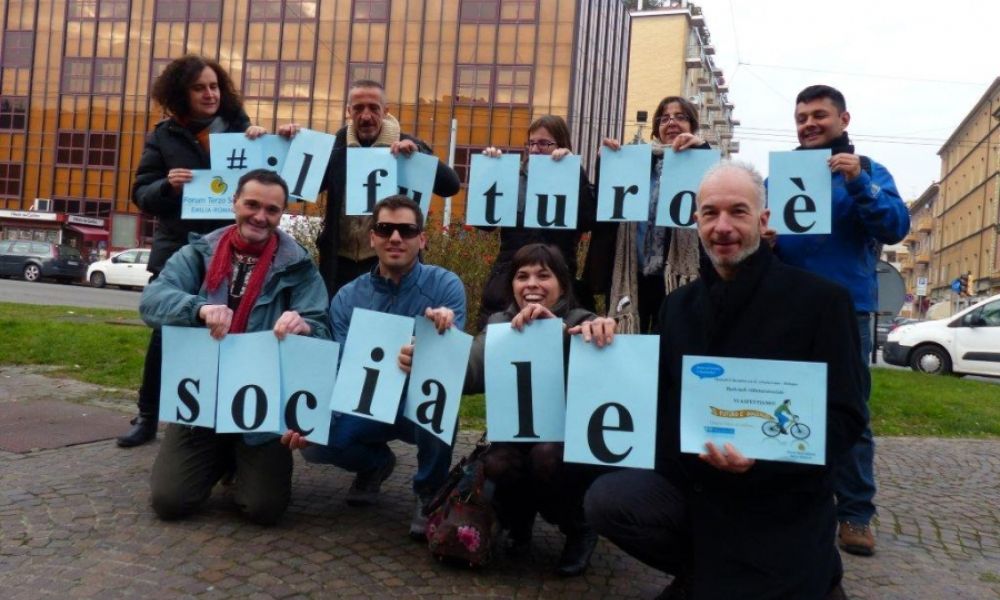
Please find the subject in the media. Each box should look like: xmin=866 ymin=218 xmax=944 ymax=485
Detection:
xmin=117 ymin=55 xmax=266 ymax=447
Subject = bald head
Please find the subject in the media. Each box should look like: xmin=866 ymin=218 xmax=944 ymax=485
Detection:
xmin=695 ymin=160 xmax=770 ymax=280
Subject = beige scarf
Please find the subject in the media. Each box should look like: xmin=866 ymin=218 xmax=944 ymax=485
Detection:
xmin=338 ymin=115 xmax=402 ymax=261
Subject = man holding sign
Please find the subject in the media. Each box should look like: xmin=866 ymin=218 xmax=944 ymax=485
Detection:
xmin=774 ymin=85 xmax=909 ymax=557
xmin=585 ymin=161 xmax=865 ymax=599
xmin=283 ymin=195 xmax=465 ymax=540
xmin=140 ymin=169 xmax=331 ymax=525
xmin=283 ymin=80 xmax=460 ymax=298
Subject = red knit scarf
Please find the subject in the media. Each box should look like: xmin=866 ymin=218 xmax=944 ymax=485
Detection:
xmin=205 ymin=225 xmax=278 ymax=334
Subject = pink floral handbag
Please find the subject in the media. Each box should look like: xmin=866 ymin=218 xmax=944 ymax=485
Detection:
xmin=425 ymin=438 xmax=499 ymax=567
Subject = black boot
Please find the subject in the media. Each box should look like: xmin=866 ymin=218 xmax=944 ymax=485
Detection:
xmin=554 ymin=525 xmax=598 ymax=577
xmin=116 ymin=413 xmax=157 ymax=447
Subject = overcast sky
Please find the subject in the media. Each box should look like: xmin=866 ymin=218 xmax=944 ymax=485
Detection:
xmin=690 ymin=0 xmax=1000 ymax=200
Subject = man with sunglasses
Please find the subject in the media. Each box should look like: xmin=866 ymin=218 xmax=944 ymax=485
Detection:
xmin=281 ymin=80 xmax=460 ymax=299
xmin=284 ymin=194 xmax=466 ymax=540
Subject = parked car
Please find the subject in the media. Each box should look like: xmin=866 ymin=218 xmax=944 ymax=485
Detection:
xmin=884 ymin=293 xmax=1000 ymax=377
xmin=86 ymin=248 xmax=153 ymax=289
xmin=0 ymin=240 xmax=86 ymax=283
xmin=875 ymin=315 xmax=919 ymax=348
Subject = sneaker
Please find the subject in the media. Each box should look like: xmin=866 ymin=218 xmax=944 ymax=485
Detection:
xmin=345 ymin=451 xmax=396 ymax=507
xmin=838 ymin=521 xmax=875 ymax=556
xmin=408 ymin=494 xmax=433 ymax=541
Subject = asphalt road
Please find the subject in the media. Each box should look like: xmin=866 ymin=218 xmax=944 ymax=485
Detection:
xmin=0 ymin=278 xmax=141 ymax=312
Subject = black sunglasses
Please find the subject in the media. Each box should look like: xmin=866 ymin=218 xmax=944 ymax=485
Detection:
xmin=372 ymin=222 xmax=422 ymax=239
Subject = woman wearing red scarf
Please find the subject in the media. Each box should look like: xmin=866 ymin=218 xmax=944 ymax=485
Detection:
xmin=118 ymin=55 xmax=266 ymax=448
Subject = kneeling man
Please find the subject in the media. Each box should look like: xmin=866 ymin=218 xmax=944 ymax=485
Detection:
xmin=141 ymin=169 xmax=331 ymax=525
xmin=585 ymin=161 xmax=865 ymax=599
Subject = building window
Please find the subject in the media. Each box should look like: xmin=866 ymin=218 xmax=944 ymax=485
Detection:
xmin=88 ymin=132 xmax=119 ymax=167
xmin=245 ymin=61 xmax=313 ymax=99
xmin=455 ymin=66 xmax=492 ymax=104
xmin=494 ymin=66 xmax=531 ymax=104
xmin=499 ymin=0 xmax=536 ymax=21
xmin=0 ymin=163 xmax=22 ymax=198
xmin=151 ymin=58 xmax=173 ymax=82
xmin=93 ymin=59 xmax=125 ymax=94
xmin=56 ymin=131 xmax=118 ymax=169
xmin=2 ymin=32 xmax=33 ymax=68
xmin=244 ymin=62 xmax=278 ymax=99
xmin=155 ymin=0 xmax=221 ymax=21
xmin=456 ymin=65 xmax=531 ymax=105
xmin=348 ymin=62 xmax=385 ymax=86
xmin=250 ymin=0 xmax=317 ymax=21
xmin=68 ymin=0 xmax=129 ymax=20
xmin=452 ymin=146 xmax=486 ymax=186
xmin=279 ymin=62 xmax=313 ymax=99
xmin=354 ymin=0 xmax=389 ymax=21
xmin=0 ymin=96 xmax=28 ymax=131
xmin=460 ymin=0 xmax=535 ymax=23
xmin=61 ymin=58 xmax=125 ymax=95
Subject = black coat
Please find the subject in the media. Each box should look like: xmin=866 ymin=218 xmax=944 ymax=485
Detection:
xmin=315 ymin=125 xmax=460 ymax=297
xmin=656 ymin=245 xmax=866 ymax=600
xmin=132 ymin=113 xmax=251 ymax=273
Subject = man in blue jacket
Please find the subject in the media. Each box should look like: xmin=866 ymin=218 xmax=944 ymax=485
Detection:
xmin=283 ymin=195 xmax=466 ymax=540
xmin=140 ymin=169 xmax=331 ymax=525
xmin=774 ymin=85 xmax=910 ymax=557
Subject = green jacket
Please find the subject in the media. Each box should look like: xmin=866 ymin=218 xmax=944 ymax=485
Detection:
xmin=140 ymin=226 xmax=331 ymax=341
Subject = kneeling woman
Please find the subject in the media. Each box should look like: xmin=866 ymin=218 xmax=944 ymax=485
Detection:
xmin=466 ymin=243 xmax=615 ymax=576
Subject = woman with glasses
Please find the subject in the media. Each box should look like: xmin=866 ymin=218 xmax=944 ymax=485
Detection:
xmin=585 ymin=96 xmax=710 ymax=333
xmin=475 ymin=115 xmax=596 ymax=330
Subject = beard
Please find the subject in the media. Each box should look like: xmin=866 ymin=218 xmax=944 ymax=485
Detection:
xmin=705 ymin=236 xmax=761 ymax=272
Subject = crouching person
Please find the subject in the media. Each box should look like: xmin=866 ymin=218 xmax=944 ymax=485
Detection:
xmin=584 ymin=161 xmax=865 ymax=599
xmin=140 ymin=169 xmax=331 ymax=525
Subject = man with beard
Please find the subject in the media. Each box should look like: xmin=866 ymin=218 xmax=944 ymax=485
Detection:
xmin=584 ymin=161 xmax=865 ymax=599
xmin=283 ymin=80 xmax=460 ymax=298
xmin=775 ymin=85 xmax=909 ymax=557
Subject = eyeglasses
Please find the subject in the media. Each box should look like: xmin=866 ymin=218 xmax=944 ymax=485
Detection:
xmin=372 ymin=222 xmax=422 ymax=239
xmin=656 ymin=113 xmax=691 ymax=125
xmin=525 ymin=140 xmax=558 ymax=150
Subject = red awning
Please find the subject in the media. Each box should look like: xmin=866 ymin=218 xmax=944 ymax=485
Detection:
xmin=66 ymin=224 xmax=109 ymax=240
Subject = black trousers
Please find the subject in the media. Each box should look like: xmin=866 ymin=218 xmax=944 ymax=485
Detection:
xmin=150 ymin=425 xmax=293 ymax=525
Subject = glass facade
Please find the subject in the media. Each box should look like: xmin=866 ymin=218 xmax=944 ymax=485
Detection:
xmin=0 ymin=0 xmax=629 ymax=244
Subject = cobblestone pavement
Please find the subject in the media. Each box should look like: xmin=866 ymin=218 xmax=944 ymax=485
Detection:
xmin=1 ymin=371 xmax=998 ymax=599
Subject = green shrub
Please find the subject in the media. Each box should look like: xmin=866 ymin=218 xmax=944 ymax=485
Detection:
xmin=424 ymin=221 xmax=499 ymax=334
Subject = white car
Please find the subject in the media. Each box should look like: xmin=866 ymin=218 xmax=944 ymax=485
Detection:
xmin=883 ymin=293 xmax=1000 ymax=377
xmin=86 ymin=248 xmax=153 ymax=289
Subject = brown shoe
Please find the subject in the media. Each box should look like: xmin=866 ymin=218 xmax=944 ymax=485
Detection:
xmin=838 ymin=521 xmax=875 ymax=556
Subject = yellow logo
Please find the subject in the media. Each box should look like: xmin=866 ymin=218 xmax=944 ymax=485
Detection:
xmin=209 ymin=176 xmax=228 ymax=195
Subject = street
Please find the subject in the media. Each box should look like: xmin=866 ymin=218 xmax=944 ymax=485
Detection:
xmin=0 ymin=278 xmax=140 ymax=312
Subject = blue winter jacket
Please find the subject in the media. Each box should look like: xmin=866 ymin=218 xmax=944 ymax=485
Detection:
xmin=141 ymin=227 xmax=331 ymax=340
xmin=329 ymin=261 xmax=467 ymax=344
xmin=774 ymin=158 xmax=909 ymax=313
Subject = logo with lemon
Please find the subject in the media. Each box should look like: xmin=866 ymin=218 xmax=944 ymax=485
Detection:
xmin=209 ymin=176 xmax=228 ymax=195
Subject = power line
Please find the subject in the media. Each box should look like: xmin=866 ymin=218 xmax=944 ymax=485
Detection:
xmin=739 ymin=61 xmax=991 ymax=88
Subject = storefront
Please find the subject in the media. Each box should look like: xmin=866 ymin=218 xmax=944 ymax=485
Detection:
xmin=0 ymin=210 xmax=110 ymax=260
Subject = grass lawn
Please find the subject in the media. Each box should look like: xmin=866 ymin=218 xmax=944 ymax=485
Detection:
xmin=2 ymin=301 xmax=997 ymax=437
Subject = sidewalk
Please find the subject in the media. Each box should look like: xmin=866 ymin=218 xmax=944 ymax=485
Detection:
xmin=1 ymin=366 xmax=998 ymax=599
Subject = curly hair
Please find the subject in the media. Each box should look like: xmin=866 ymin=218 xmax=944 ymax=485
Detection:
xmin=151 ymin=55 xmax=244 ymax=121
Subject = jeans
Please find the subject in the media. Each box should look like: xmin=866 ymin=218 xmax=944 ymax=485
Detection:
xmin=302 ymin=407 xmax=453 ymax=498
xmin=833 ymin=314 xmax=877 ymax=524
